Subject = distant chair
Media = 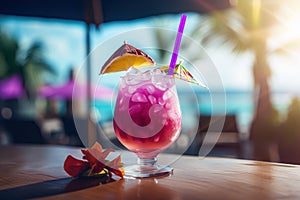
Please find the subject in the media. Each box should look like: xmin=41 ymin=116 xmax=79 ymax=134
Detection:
xmin=185 ymin=115 xmax=242 ymax=158
xmin=61 ymin=115 xmax=86 ymax=147
xmin=61 ymin=115 xmax=110 ymax=148
xmin=3 ymin=118 xmax=46 ymax=144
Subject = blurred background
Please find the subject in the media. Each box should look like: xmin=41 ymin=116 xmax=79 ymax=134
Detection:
xmin=0 ymin=0 xmax=300 ymax=165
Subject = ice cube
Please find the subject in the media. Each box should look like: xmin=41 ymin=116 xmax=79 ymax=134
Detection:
xmin=128 ymin=85 xmax=137 ymax=94
xmin=124 ymin=91 xmax=132 ymax=97
xmin=126 ymin=67 xmax=141 ymax=75
xmin=168 ymin=110 xmax=180 ymax=120
xmin=158 ymin=97 xmax=165 ymax=105
xmin=151 ymin=104 xmax=164 ymax=114
xmin=152 ymin=74 xmax=168 ymax=91
xmin=125 ymin=68 xmax=143 ymax=85
xmin=167 ymin=77 xmax=175 ymax=88
xmin=120 ymin=83 xmax=126 ymax=90
xmin=148 ymin=95 xmax=157 ymax=104
xmin=131 ymin=92 xmax=148 ymax=103
xmin=165 ymin=102 xmax=172 ymax=110
xmin=117 ymin=96 xmax=130 ymax=111
xmin=126 ymin=76 xmax=142 ymax=85
xmin=162 ymin=90 xmax=173 ymax=100
xmin=140 ymin=70 xmax=152 ymax=81
xmin=146 ymin=85 xmax=155 ymax=94
xmin=153 ymin=82 xmax=168 ymax=91
xmin=152 ymin=68 xmax=163 ymax=75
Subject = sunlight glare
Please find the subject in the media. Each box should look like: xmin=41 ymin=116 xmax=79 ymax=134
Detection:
xmin=252 ymin=0 xmax=261 ymax=29
xmin=268 ymin=0 xmax=300 ymax=92
xmin=270 ymin=1 xmax=300 ymax=49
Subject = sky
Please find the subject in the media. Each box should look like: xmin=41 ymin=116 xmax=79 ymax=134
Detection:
xmin=0 ymin=10 xmax=300 ymax=94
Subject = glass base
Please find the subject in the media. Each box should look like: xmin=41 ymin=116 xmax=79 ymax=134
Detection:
xmin=124 ymin=164 xmax=173 ymax=178
xmin=124 ymin=157 xmax=173 ymax=178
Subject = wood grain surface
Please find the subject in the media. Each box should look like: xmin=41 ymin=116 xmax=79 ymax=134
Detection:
xmin=0 ymin=145 xmax=299 ymax=199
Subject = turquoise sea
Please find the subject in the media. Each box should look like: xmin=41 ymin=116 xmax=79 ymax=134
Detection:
xmin=93 ymin=90 xmax=295 ymax=135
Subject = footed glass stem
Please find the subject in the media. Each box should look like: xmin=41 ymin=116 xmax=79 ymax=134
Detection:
xmin=124 ymin=157 xmax=173 ymax=178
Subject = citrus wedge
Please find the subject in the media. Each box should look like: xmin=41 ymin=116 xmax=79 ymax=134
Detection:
xmin=100 ymin=41 xmax=155 ymax=74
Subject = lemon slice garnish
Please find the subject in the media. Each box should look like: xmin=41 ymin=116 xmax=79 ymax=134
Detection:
xmin=100 ymin=41 xmax=155 ymax=74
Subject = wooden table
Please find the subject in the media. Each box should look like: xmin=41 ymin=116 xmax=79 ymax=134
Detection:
xmin=0 ymin=144 xmax=300 ymax=199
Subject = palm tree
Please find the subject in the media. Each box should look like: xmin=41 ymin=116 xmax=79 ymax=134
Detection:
xmin=0 ymin=28 xmax=55 ymax=99
xmin=192 ymin=0 xmax=294 ymax=161
xmin=0 ymin=28 xmax=55 ymax=117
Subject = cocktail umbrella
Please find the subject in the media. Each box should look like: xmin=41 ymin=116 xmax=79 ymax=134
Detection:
xmin=0 ymin=75 xmax=25 ymax=99
xmin=159 ymin=62 xmax=208 ymax=88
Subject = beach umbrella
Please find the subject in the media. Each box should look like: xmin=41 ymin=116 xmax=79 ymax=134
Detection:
xmin=0 ymin=0 xmax=231 ymax=24
xmin=0 ymin=75 xmax=25 ymax=99
xmin=38 ymin=80 xmax=113 ymax=100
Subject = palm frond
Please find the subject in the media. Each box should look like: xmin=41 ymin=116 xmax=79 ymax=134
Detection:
xmin=0 ymin=29 xmax=20 ymax=76
xmin=152 ymin=19 xmax=176 ymax=62
xmin=24 ymin=42 xmax=56 ymax=74
xmin=195 ymin=11 xmax=249 ymax=55
xmin=271 ymin=37 xmax=300 ymax=56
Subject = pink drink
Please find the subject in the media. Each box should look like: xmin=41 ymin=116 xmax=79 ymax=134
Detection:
xmin=113 ymin=69 xmax=182 ymax=159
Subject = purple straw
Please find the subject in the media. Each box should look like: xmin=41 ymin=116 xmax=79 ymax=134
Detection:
xmin=168 ymin=14 xmax=187 ymax=75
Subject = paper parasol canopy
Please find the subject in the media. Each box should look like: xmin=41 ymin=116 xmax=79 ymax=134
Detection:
xmin=159 ymin=62 xmax=207 ymax=88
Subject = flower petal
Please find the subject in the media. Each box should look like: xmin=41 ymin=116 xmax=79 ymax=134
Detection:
xmin=82 ymin=143 xmax=114 ymax=163
xmin=63 ymin=155 xmax=89 ymax=177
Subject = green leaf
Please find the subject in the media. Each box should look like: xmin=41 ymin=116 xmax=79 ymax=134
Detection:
xmin=79 ymin=168 xmax=108 ymax=178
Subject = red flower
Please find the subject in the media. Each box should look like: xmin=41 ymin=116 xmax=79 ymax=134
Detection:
xmin=106 ymin=155 xmax=124 ymax=177
xmin=64 ymin=142 xmax=124 ymax=178
xmin=64 ymin=155 xmax=89 ymax=177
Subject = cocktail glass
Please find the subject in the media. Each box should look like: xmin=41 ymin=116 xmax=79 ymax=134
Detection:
xmin=113 ymin=68 xmax=182 ymax=178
